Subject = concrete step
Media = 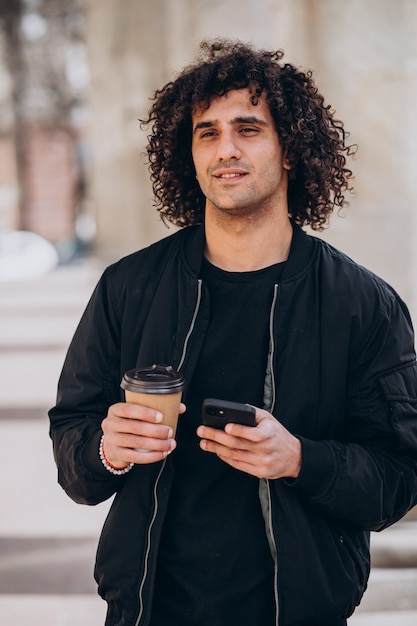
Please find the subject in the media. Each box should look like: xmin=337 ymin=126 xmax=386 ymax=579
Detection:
xmin=0 ymin=595 xmax=107 ymax=626
xmin=349 ymin=610 xmax=417 ymax=625
xmin=371 ymin=520 xmax=417 ymax=568
xmin=0 ymin=263 xmax=101 ymax=409
xmin=0 ymin=537 xmax=98 ymax=594
xmin=0 ymin=264 xmax=100 ymax=349
xmin=357 ymin=567 xmax=417 ymax=612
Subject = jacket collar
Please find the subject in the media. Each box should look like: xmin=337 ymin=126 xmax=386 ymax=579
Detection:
xmin=182 ymin=220 xmax=315 ymax=281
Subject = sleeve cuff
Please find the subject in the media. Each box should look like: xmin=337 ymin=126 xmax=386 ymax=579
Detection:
xmin=284 ymin=436 xmax=336 ymax=497
xmin=81 ymin=428 xmax=111 ymax=477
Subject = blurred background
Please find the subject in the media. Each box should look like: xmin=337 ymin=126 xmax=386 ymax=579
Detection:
xmin=0 ymin=1 xmax=416 ymax=624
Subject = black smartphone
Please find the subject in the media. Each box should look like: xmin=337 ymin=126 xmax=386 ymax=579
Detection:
xmin=202 ymin=398 xmax=256 ymax=429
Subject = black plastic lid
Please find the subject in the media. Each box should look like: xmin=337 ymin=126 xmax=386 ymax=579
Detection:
xmin=121 ymin=364 xmax=185 ymax=394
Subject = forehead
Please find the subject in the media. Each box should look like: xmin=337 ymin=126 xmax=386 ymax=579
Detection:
xmin=192 ymin=88 xmax=272 ymax=125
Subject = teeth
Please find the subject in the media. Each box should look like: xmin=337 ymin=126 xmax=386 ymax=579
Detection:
xmin=220 ymin=173 xmax=242 ymax=178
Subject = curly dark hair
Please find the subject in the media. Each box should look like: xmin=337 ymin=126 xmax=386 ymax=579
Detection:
xmin=141 ymin=39 xmax=355 ymax=230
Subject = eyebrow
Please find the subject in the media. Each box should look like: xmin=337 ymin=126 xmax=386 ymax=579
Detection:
xmin=193 ymin=115 xmax=268 ymax=134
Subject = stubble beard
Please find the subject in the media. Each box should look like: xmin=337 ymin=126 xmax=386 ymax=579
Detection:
xmin=206 ymin=189 xmax=284 ymax=226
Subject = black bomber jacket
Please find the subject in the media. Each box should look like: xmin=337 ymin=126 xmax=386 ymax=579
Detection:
xmin=49 ymin=223 xmax=417 ymax=626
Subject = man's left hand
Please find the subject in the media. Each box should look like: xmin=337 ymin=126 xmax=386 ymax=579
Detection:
xmin=196 ymin=408 xmax=302 ymax=479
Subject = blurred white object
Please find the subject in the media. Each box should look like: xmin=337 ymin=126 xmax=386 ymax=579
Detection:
xmin=0 ymin=231 xmax=59 ymax=281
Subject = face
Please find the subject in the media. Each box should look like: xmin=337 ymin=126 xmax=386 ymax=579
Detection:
xmin=191 ymin=88 xmax=291 ymax=220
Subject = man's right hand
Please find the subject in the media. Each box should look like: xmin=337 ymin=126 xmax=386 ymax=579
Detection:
xmin=101 ymin=402 xmax=183 ymax=467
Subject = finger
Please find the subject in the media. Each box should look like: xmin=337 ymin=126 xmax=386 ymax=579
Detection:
xmin=113 ymin=432 xmax=176 ymax=452
xmin=105 ymin=418 xmax=174 ymax=440
xmin=133 ymin=448 xmax=175 ymax=465
xmin=224 ymin=410 xmax=287 ymax=442
xmin=197 ymin=424 xmax=260 ymax=450
xmin=102 ymin=417 xmax=174 ymax=445
xmin=113 ymin=402 xmax=165 ymax=423
xmin=196 ymin=425 xmax=229 ymax=443
xmin=119 ymin=442 xmax=177 ymax=466
xmin=102 ymin=434 xmax=176 ymax=468
xmin=200 ymin=437 xmax=254 ymax=461
xmin=218 ymin=456 xmax=266 ymax=478
xmin=105 ymin=402 xmax=164 ymax=425
xmin=200 ymin=440 xmax=273 ymax=478
xmin=223 ymin=421 xmax=264 ymax=442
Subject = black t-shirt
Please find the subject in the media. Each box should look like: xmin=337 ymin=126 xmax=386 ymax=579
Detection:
xmin=150 ymin=258 xmax=285 ymax=626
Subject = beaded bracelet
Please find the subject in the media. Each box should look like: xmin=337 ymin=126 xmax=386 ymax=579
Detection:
xmin=99 ymin=434 xmax=134 ymax=476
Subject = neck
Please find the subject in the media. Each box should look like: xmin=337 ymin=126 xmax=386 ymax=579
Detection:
xmin=204 ymin=211 xmax=293 ymax=272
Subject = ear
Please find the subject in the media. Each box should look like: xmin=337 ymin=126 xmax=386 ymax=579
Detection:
xmin=283 ymin=150 xmax=292 ymax=171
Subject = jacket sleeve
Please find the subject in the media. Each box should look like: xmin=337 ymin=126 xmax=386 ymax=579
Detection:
xmin=287 ymin=287 xmax=417 ymax=531
xmin=49 ymin=264 xmax=126 ymax=505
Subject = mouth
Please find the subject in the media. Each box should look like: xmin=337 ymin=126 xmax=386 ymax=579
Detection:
xmin=213 ymin=169 xmax=248 ymax=180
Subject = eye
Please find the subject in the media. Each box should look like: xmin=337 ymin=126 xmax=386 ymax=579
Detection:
xmin=200 ymin=130 xmax=217 ymax=138
xmin=240 ymin=126 xmax=259 ymax=135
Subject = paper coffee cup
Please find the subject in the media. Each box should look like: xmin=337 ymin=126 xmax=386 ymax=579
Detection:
xmin=120 ymin=364 xmax=185 ymax=436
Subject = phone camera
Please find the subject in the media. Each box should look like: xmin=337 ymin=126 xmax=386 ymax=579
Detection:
xmin=207 ymin=407 xmax=227 ymax=417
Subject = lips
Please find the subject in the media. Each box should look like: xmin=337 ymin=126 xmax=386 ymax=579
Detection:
xmin=213 ymin=169 xmax=248 ymax=179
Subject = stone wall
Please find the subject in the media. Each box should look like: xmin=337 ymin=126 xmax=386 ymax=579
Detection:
xmin=0 ymin=137 xmax=19 ymax=231
xmin=23 ymin=126 xmax=77 ymax=242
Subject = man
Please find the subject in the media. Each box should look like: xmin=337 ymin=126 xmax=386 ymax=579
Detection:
xmin=49 ymin=40 xmax=417 ymax=626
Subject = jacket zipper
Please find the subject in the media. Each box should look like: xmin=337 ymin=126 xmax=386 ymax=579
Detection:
xmin=267 ymin=283 xmax=280 ymax=626
xmin=268 ymin=283 xmax=279 ymax=414
xmin=177 ymin=279 xmax=203 ymax=372
xmin=135 ymin=279 xmax=203 ymax=626
xmin=135 ymin=458 xmax=167 ymax=626
xmin=267 ymin=480 xmax=279 ymax=626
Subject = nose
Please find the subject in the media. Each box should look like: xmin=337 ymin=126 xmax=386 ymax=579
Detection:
xmin=216 ymin=131 xmax=241 ymax=161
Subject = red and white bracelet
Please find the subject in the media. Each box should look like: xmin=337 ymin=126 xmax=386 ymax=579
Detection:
xmin=99 ymin=434 xmax=134 ymax=476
